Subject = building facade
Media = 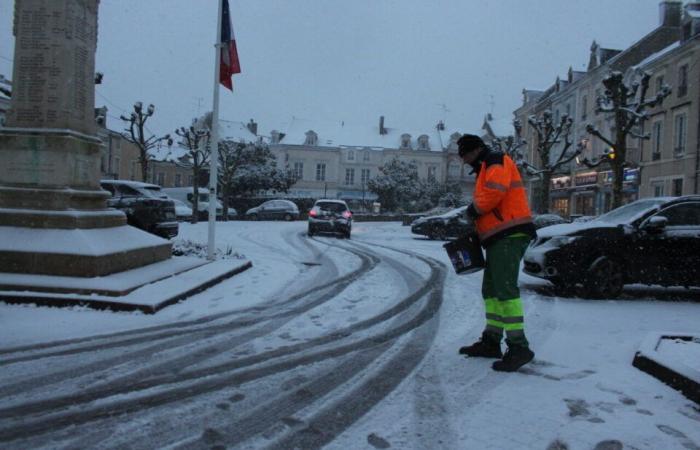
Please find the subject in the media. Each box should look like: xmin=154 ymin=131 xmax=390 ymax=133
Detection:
xmin=95 ymin=106 xmax=143 ymax=182
xmin=638 ymin=7 xmax=700 ymax=198
xmin=221 ymin=117 xmax=478 ymax=205
xmin=514 ymin=1 xmax=690 ymax=217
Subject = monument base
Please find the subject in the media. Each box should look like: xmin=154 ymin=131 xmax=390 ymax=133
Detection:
xmin=0 ymin=225 xmax=172 ymax=277
xmin=0 ymin=258 xmax=253 ymax=314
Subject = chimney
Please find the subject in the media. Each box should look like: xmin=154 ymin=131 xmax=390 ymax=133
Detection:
xmin=379 ymin=116 xmax=386 ymax=135
xmin=247 ymin=118 xmax=258 ymax=135
xmin=659 ymin=1 xmax=682 ymax=27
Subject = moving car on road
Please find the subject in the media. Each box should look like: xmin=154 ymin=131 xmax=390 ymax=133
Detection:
xmin=410 ymin=205 xmax=471 ymax=240
xmin=100 ymin=180 xmax=178 ymax=238
xmin=523 ymin=196 xmax=700 ymax=298
xmin=307 ymin=199 xmax=352 ymax=238
xmin=245 ymin=199 xmax=299 ymax=221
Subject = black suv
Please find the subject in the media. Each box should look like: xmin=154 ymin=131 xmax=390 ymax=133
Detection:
xmin=523 ymin=196 xmax=700 ymax=298
xmin=307 ymin=199 xmax=352 ymax=238
xmin=100 ymin=180 xmax=178 ymax=239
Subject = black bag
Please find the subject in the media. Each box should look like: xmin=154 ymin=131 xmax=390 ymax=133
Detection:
xmin=443 ymin=233 xmax=485 ymax=275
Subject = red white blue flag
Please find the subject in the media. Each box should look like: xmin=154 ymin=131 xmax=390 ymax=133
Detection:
xmin=220 ymin=0 xmax=241 ymax=90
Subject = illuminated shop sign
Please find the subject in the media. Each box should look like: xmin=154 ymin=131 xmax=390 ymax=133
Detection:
xmin=601 ymin=168 xmax=639 ymax=184
xmin=551 ymin=176 xmax=571 ymax=190
xmin=574 ymin=172 xmax=598 ymax=186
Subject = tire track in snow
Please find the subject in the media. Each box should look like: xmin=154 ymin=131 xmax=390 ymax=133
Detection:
xmin=0 ymin=242 xmax=375 ymax=403
xmin=0 ymin=241 xmax=445 ymax=447
xmin=0 ymin=229 xmax=352 ymax=365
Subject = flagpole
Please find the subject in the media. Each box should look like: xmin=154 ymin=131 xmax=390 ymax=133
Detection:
xmin=208 ymin=0 xmax=224 ymax=261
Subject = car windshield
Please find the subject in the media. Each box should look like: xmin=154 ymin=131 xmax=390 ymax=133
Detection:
xmin=595 ymin=198 xmax=668 ymax=224
xmin=316 ymin=202 xmax=347 ymax=213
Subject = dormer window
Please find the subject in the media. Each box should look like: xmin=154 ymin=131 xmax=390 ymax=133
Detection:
xmin=304 ymin=130 xmax=318 ymax=146
xmin=400 ymin=133 xmax=412 ymax=150
xmin=348 ymin=150 xmax=355 ymax=161
xmin=363 ymin=150 xmax=370 ymax=162
xmin=417 ymin=135 xmax=430 ymax=150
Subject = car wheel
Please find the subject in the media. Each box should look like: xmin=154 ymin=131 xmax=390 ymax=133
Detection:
xmin=249 ymin=213 xmax=258 ymax=221
xmin=307 ymin=227 xmax=314 ymax=237
xmin=284 ymin=213 xmax=293 ymax=221
xmin=584 ymin=256 xmax=624 ymax=299
xmin=344 ymin=231 xmax=351 ymax=239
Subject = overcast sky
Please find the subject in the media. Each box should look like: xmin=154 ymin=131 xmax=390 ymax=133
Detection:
xmin=0 ymin=0 xmax=668 ymax=139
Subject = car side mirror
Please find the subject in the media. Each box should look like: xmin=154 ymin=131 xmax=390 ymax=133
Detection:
xmin=642 ymin=215 xmax=668 ymax=233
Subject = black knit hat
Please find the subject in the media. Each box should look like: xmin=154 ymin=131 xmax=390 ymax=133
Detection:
xmin=457 ymin=134 xmax=485 ymax=156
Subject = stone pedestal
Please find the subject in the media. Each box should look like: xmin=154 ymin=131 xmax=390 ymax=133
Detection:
xmin=0 ymin=0 xmax=171 ymax=280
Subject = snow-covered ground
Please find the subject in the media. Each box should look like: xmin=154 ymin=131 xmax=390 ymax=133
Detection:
xmin=1 ymin=221 xmax=699 ymax=449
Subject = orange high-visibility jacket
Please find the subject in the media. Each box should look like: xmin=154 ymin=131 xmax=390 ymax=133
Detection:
xmin=467 ymin=151 xmax=536 ymax=247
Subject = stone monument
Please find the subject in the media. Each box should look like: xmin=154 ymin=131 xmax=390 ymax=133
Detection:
xmin=0 ymin=0 xmax=171 ymax=278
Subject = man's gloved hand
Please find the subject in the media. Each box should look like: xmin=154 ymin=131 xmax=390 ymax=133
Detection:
xmin=465 ymin=203 xmax=479 ymax=221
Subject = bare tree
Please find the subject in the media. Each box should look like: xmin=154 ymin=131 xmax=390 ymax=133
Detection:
xmin=582 ymin=70 xmax=670 ymax=208
xmin=523 ymin=112 xmax=583 ymax=213
xmin=175 ymin=113 xmax=211 ymax=224
xmin=218 ymin=140 xmax=296 ymax=220
xmin=490 ymin=119 xmax=529 ymax=163
xmin=120 ymin=101 xmax=171 ymax=182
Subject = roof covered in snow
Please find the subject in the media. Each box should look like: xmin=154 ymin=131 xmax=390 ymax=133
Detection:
xmin=633 ymin=41 xmax=681 ymax=69
xmin=219 ymin=120 xmax=261 ymax=144
xmin=269 ymin=117 xmax=473 ymax=151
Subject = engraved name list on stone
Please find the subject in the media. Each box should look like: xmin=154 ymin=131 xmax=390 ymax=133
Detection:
xmin=7 ymin=0 xmax=98 ymax=135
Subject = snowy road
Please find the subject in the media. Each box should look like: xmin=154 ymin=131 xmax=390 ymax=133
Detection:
xmin=1 ymin=221 xmax=699 ymax=449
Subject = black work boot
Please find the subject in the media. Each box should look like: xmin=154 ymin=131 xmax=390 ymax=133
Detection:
xmin=491 ymin=345 xmax=534 ymax=372
xmin=458 ymin=332 xmax=502 ymax=358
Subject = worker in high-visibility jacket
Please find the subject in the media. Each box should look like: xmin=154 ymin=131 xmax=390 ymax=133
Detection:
xmin=457 ymin=134 xmax=537 ymax=372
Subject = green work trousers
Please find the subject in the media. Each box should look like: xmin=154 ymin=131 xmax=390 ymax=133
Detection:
xmin=482 ymin=234 xmax=531 ymax=347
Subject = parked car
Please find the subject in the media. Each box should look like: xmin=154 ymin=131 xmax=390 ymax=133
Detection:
xmin=402 ymin=206 xmax=453 ymax=226
xmin=410 ymin=205 xmax=471 ymax=240
xmin=100 ymin=180 xmax=178 ymax=238
xmin=307 ymin=199 xmax=352 ymax=238
xmin=523 ymin=196 xmax=700 ymax=298
xmin=170 ymin=198 xmax=193 ymax=221
xmin=533 ymin=213 xmax=569 ymax=230
xmin=245 ymin=199 xmax=299 ymax=221
xmin=572 ymin=215 xmax=597 ymax=223
xmin=162 ymin=187 xmax=236 ymax=220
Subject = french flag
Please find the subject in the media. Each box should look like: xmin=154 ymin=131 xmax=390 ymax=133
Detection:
xmin=220 ymin=0 xmax=241 ymax=91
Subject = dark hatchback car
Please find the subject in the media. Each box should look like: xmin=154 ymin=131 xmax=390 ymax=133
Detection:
xmin=100 ymin=180 xmax=178 ymax=239
xmin=307 ymin=199 xmax=352 ymax=238
xmin=245 ymin=199 xmax=299 ymax=221
xmin=523 ymin=196 xmax=700 ymax=298
xmin=410 ymin=206 xmax=470 ymax=240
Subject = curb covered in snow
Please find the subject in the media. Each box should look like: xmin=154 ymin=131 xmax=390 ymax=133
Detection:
xmin=632 ymin=332 xmax=700 ymax=404
xmin=0 ymin=260 xmax=253 ymax=314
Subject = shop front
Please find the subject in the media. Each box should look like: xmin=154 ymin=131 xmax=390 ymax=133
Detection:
xmin=571 ymin=171 xmax=598 ymax=217
xmin=550 ymin=175 xmax=571 ymax=217
xmin=600 ymin=168 xmax=640 ymax=212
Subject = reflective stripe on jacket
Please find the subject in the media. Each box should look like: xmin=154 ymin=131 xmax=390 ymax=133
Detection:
xmin=473 ymin=151 xmax=536 ymax=247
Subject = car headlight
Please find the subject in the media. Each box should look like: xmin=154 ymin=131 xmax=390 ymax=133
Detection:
xmin=548 ymin=236 xmax=579 ymax=247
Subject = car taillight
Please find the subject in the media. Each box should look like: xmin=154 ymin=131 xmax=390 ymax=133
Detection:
xmin=309 ymin=209 xmax=317 ymax=217
xmin=342 ymin=211 xmax=352 ymax=219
